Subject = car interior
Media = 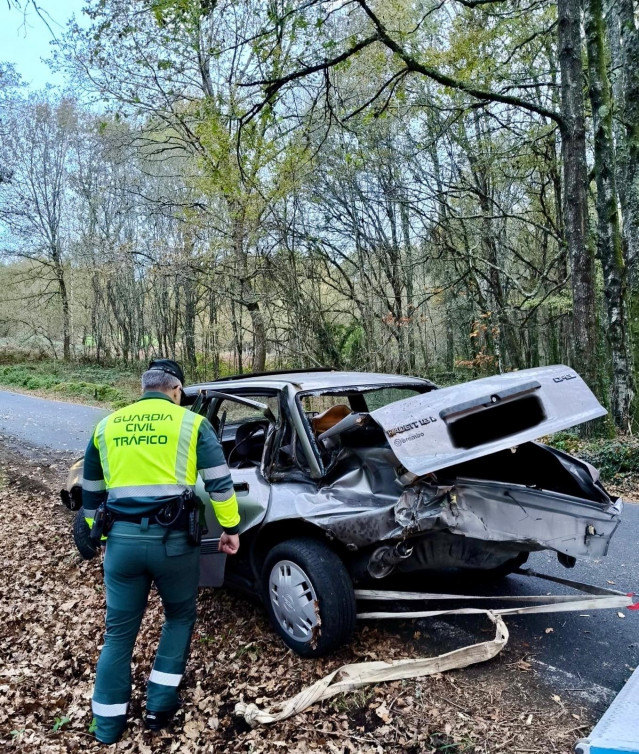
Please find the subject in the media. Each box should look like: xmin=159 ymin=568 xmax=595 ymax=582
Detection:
xmin=202 ymin=395 xmax=277 ymax=469
xmin=225 ymin=419 xmax=270 ymax=468
xmin=194 ymin=384 xmax=432 ymax=476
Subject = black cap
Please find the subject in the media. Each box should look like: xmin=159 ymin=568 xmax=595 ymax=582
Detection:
xmin=148 ymin=358 xmax=185 ymax=386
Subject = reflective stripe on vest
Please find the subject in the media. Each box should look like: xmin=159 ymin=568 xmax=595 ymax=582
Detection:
xmin=94 ymin=398 xmax=204 ymax=498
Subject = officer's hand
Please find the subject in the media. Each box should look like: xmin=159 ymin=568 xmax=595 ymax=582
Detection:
xmin=219 ymin=532 xmax=239 ymax=555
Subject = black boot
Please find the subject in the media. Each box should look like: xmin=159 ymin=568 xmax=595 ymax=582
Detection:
xmin=144 ymin=701 xmax=181 ymax=732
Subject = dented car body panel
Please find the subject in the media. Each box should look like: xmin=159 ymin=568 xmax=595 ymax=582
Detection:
xmin=257 ymin=442 xmax=621 ymax=563
xmin=64 ymin=366 xmax=622 ymax=589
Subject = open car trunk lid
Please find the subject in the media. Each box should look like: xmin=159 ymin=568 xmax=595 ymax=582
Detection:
xmin=320 ymin=365 xmax=606 ymax=478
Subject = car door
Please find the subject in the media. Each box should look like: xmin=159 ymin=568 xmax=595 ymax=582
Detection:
xmin=195 ymin=391 xmax=277 ymax=587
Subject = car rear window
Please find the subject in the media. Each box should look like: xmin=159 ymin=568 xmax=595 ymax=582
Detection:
xmin=362 ymin=387 xmax=425 ymax=410
xmin=300 ymin=386 xmax=427 ymax=414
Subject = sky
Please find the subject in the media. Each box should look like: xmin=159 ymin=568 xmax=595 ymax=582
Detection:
xmin=0 ymin=0 xmax=86 ymax=89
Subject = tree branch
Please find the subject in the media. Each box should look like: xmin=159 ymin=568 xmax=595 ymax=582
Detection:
xmin=353 ymin=0 xmax=563 ymax=127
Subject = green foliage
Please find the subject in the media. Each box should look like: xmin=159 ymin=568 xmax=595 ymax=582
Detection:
xmin=546 ymin=431 xmax=582 ymax=455
xmin=546 ymin=432 xmax=639 ymax=486
xmin=88 ymin=717 xmax=97 ymax=734
xmin=328 ymin=686 xmax=376 ymax=713
xmin=52 ymin=716 xmax=70 ymax=733
xmin=579 ymin=437 xmax=639 ymax=486
xmin=0 ymin=355 xmax=260 ymax=407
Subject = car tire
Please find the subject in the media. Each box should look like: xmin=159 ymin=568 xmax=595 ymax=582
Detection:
xmin=74 ymin=507 xmax=98 ymax=560
xmin=262 ymin=537 xmax=356 ymax=658
xmin=477 ymin=551 xmax=529 ymax=579
xmin=69 ymin=486 xmax=83 ymax=512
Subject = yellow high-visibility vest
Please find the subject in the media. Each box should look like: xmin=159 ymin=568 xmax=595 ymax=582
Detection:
xmin=94 ymin=398 xmax=203 ymax=500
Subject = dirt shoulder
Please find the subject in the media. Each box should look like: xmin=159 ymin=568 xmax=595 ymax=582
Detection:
xmin=0 ymin=443 xmax=597 ymax=754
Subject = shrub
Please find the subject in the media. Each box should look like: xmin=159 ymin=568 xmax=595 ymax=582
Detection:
xmin=546 ymin=432 xmax=639 ymax=487
xmin=0 ymin=360 xmax=137 ymax=408
xmin=545 ymin=431 xmax=582 ymax=456
xmin=579 ymin=437 xmax=639 ymax=487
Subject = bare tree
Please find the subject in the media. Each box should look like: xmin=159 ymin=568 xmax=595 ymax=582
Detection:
xmin=0 ymin=94 xmax=78 ymax=360
xmin=585 ymin=0 xmax=634 ymax=428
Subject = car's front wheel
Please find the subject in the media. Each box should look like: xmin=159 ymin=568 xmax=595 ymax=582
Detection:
xmin=73 ymin=507 xmax=98 ymax=560
xmin=262 ymin=538 xmax=356 ymax=657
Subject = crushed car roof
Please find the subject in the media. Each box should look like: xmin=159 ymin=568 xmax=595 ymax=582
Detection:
xmin=187 ymin=371 xmax=434 ymax=393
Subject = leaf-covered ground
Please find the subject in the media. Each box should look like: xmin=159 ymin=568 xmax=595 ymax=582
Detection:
xmin=0 ymin=445 xmax=597 ymax=753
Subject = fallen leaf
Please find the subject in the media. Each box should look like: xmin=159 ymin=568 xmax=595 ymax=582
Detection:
xmin=183 ymin=720 xmax=203 ymax=740
xmin=0 ymin=442 xmax=613 ymax=754
xmin=375 ymin=703 xmax=391 ymax=723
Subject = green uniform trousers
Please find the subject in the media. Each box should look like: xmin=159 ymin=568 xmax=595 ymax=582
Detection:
xmin=92 ymin=521 xmax=200 ymax=744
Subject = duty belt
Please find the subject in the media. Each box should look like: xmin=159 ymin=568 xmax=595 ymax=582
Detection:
xmin=106 ymin=489 xmax=206 ymax=545
xmin=110 ymin=500 xmax=189 ymax=530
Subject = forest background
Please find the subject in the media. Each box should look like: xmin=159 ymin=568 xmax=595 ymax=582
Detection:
xmin=1 ymin=0 xmax=639 ymax=437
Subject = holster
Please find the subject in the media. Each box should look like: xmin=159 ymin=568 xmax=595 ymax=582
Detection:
xmin=89 ymin=502 xmax=113 ymax=544
xmin=183 ymin=489 xmax=207 ymax=546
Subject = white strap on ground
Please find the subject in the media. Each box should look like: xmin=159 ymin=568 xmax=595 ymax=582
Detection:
xmin=235 ymin=611 xmax=508 ymax=726
xmin=235 ymin=570 xmax=634 ymax=727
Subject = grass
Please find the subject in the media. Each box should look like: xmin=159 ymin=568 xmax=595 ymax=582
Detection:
xmin=0 ymin=361 xmax=140 ymax=409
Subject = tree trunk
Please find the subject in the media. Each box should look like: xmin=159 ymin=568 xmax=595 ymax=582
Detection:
xmin=399 ymin=199 xmax=417 ymax=372
xmin=585 ymin=0 xmax=634 ymax=429
xmin=557 ymin=0 xmax=598 ymax=394
xmin=230 ymin=209 xmax=266 ymax=373
xmin=52 ymin=246 xmax=71 ymax=362
xmin=58 ymin=269 xmax=71 ymax=362
xmin=616 ymin=0 xmax=639 ymax=283
xmin=182 ymin=273 xmax=197 ymax=375
xmin=466 ymin=112 xmax=523 ymax=371
xmin=613 ymin=0 xmax=639 ymax=425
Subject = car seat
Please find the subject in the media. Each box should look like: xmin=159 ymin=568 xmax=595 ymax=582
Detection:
xmin=227 ymin=420 xmax=269 ymax=468
xmin=311 ymin=404 xmax=351 ymax=434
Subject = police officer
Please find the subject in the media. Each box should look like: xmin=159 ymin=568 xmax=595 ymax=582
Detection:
xmin=82 ymin=359 xmax=240 ymax=744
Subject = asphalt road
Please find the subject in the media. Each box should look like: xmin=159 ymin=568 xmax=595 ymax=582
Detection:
xmin=399 ymin=515 xmax=639 ymax=711
xmin=0 ymin=388 xmax=636 ymax=714
xmin=0 ymin=389 xmax=106 ymax=455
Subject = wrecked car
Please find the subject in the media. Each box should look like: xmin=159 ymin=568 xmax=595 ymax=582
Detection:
xmin=62 ymin=365 xmax=622 ymax=657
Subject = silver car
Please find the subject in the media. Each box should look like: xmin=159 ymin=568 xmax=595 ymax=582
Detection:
xmin=63 ymin=365 xmax=622 ymax=657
